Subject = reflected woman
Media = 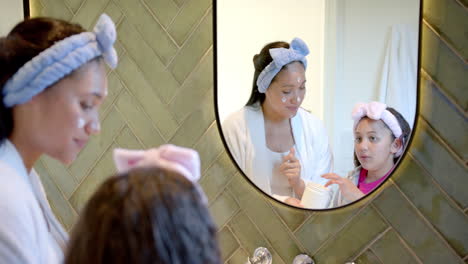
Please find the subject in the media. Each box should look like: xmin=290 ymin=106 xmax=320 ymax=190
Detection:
xmin=222 ymin=38 xmax=332 ymax=203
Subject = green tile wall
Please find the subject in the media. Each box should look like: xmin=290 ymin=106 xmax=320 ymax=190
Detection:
xmin=30 ymin=0 xmax=467 ymax=263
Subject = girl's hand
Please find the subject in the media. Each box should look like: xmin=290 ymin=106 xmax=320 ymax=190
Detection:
xmin=284 ymin=197 xmax=304 ymax=208
xmin=279 ymin=148 xmax=302 ymax=188
xmin=322 ymin=173 xmax=364 ymax=202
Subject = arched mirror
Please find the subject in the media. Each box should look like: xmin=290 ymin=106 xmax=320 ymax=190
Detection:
xmin=214 ymin=0 xmax=421 ymax=209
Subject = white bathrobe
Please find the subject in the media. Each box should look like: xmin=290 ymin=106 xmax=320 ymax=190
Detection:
xmin=222 ymin=105 xmax=333 ymax=199
xmin=378 ymin=24 xmax=418 ymax=128
xmin=0 ymin=140 xmax=68 ymax=264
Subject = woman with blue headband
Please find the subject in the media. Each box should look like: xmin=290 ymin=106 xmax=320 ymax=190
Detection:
xmin=0 ymin=14 xmax=117 ymax=263
xmin=222 ymin=38 xmax=332 ymax=205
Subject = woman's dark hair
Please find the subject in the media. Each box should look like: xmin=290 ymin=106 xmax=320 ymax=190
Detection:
xmin=245 ymin=41 xmax=290 ymax=106
xmin=0 ymin=17 xmax=85 ymax=145
xmin=64 ymin=166 xmax=222 ymax=264
xmin=353 ymin=107 xmax=412 ymax=167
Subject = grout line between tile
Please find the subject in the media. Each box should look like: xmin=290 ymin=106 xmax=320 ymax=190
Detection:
xmin=165 ymin=0 xmax=188 ymax=31
xmin=350 ymin=226 xmax=391 ymax=262
xmin=265 ymin=200 xmax=308 ymax=254
xmin=224 ymin=186 xmax=288 ymax=264
xmin=38 ymin=160 xmax=79 ymax=217
xmin=67 ymin=121 xmax=126 ymax=199
xmin=415 ymin=116 xmax=467 ymax=169
xmin=420 ymin=69 xmax=467 ymax=117
xmin=113 ymin=101 xmax=148 ymax=148
xmin=192 ymin=120 xmax=217 ymax=147
xmin=112 ymin=55 xmax=176 ymax=142
xmin=225 ymin=214 xmax=254 ymax=263
xmin=367 ymin=247 xmax=385 ymax=264
xmin=454 ymin=0 xmax=468 ymax=9
xmin=222 ymin=225 xmax=243 ymax=263
xmin=292 ymin=212 xmax=315 ymax=234
xmin=166 ymin=46 xmax=213 ymax=106
xmin=165 ymin=5 xmax=212 ymax=70
xmin=308 ymin=202 xmax=371 ymax=256
xmin=370 ymin=199 xmax=425 ymax=264
xmin=406 ymin=152 xmax=466 ymax=214
xmin=422 ymin=19 xmax=467 ymax=64
xmin=138 ymin=0 xmax=179 ymax=48
xmin=391 ymin=179 xmax=465 ymax=261
xmin=70 ymin=0 xmax=88 ymax=20
xmin=61 ymin=0 xmax=74 ymax=17
xmin=117 ymin=18 xmax=181 ymax=103
xmin=208 ymin=174 xmax=237 ymax=208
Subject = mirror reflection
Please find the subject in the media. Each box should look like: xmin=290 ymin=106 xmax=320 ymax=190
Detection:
xmin=216 ymin=0 xmax=420 ymax=209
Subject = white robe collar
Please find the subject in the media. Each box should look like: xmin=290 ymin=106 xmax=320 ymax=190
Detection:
xmin=244 ymin=105 xmax=307 ymax=195
xmin=0 ymin=140 xmax=68 ymax=251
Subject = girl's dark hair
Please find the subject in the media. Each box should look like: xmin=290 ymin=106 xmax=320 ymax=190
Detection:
xmin=65 ymin=166 xmax=221 ymax=264
xmin=245 ymin=41 xmax=290 ymax=106
xmin=0 ymin=17 xmax=86 ymax=145
xmin=353 ymin=107 xmax=412 ymax=167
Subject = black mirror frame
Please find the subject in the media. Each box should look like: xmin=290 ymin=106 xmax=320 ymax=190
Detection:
xmin=23 ymin=0 xmax=30 ymax=19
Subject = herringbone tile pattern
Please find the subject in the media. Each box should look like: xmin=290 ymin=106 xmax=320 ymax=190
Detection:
xmin=30 ymin=0 xmax=467 ymax=263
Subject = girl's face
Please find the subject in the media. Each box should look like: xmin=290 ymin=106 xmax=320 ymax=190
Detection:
xmin=354 ymin=118 xmax=401 ymax=173
xmin=264 ymin=61 xmax=306 ymax=120
xmin=30 ymin=60 xmax=108 ymax=164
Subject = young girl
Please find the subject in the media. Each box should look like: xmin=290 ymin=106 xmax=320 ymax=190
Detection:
xmin=323 ymin=101 xmax=411 ymax=207
xmin=65 ymin=145 xmax=221 ymax=264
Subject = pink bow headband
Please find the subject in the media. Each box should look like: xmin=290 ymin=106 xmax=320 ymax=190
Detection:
xmin=113 ymin=144 xmax=200 ymax=181
xmin=113 ymin=144 xmax=207 ymax=203
xmin=352 ymin=102 xmax=404 ymax=156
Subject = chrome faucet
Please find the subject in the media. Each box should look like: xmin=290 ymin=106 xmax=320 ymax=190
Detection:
xmin=247 ymin=247 xmax=272 ymax=264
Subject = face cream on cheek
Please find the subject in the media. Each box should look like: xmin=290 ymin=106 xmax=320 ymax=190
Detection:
xmin=76 ymin=118 xmax=85 ymax=129
xmin=281 ymin=97 xmax=287 ymax=103
xmin=90 ymin=121 xmax=100 ymax=132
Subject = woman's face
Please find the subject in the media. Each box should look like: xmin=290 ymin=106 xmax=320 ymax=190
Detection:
xmin=30 ymin=60 xmax=108 ymax=164
xmin=354 ymin=118 xmax=400 ymax=173
xmin=264 ymin=61 xmax=306 ymax=119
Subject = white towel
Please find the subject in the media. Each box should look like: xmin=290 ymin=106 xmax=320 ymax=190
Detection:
xmin=378 ymin=24 xmax=418 ymax=128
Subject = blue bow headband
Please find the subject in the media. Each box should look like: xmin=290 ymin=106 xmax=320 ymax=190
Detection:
xmin=256 ymin=37 xmax=309 ymax=93
xmin=2 ymin=13 xmax=118 ymax=107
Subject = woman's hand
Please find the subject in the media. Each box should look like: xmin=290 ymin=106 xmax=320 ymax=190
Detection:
xmin=280 ymin=148 xmax=305 ymax=198
xmin=279 ymin=148 xmax=302 ymax=188
xmin=284 ymin=197 xmax=304 ymax=208
xmin=322 ymin=173 xmax=364 ymax=202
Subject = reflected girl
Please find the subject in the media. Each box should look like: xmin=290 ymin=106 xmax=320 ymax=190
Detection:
xmin=222 ymin=38 xmax=332 ymax=203
xmin=323 ymin=102 xmax=411 ymax=207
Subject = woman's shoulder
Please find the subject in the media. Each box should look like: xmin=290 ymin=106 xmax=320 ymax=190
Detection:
xmin=298 ymin=108 xmax=323 ymax=123
xmin=223 ymin=106 xmax=259 ymax=128
xmin=222 ymin=108 xmax=244 ymax=130
xmin=297 ymin=108 xmax=327 ymax=136
xmin=0 ymin=174 xmax=35 ymax=209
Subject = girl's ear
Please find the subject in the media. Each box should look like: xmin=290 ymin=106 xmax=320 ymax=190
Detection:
xmin=391 ymin=137 xmax=403 ymax=156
